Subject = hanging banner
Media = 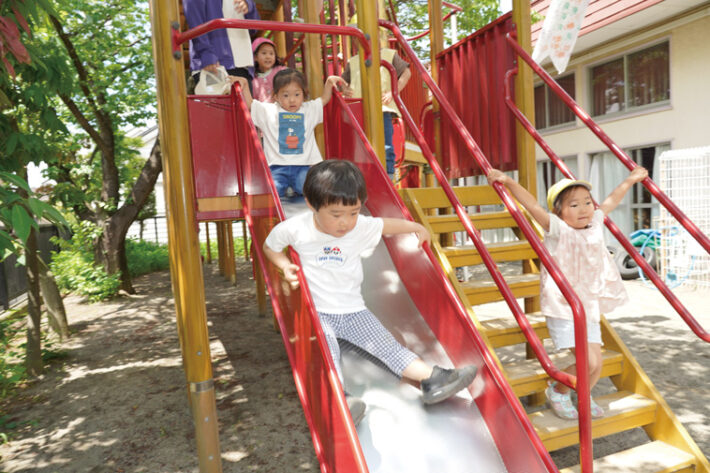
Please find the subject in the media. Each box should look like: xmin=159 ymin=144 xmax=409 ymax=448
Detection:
xmin=532 ymin=0 xmax=590 ymax=74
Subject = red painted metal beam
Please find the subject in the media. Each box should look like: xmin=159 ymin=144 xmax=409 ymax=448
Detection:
xmin=173 ymin=19 xmax=372 ymax=63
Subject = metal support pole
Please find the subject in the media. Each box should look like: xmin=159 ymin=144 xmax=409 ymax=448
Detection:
xmin=355 ymin=0 xmax=385 ymax=168
xmin=241 ymin=219 xmax=249 ymax=261
xmin=303 ymin=0 xmax=326 ymax=155
xmin=147 ymin=3 xmax=222 ymax=471
xmin=218 ymin=222 xmax=226 ymax=276
xmin=205 ymin=222 xmax=212 ymax=264
xmin=226 ymin=222 xmax=236 ymax=285
xmin=512 ymin=0 xmax=540 ymax=315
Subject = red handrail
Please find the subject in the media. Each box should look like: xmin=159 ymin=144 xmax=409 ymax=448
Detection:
xmin=173 ymin=19 xmax=372 ymax=63
xmin=379 ymin=20 xmax=594 ymax=470
xmin=504 ymin=33 xmax=710 ymax=344
xmin=404 ymin=2 xmax=463 ymax=42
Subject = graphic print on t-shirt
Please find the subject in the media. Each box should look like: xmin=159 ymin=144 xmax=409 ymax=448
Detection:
xmin=278 ymin=112 xmax=305 ymax=154
xmin=316 ymin=246 xmax=345 ymax=267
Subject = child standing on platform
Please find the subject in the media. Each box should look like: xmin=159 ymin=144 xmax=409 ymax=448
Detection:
xmin=487 ymin=166 xmax=648 ymax=420
xmin=264 ymin=160 xmax=478 ymax=426
xmin=236 ymin=69 xmax=345 ymax=198
xmin=251 ymin=37 xmax=287 ymax=102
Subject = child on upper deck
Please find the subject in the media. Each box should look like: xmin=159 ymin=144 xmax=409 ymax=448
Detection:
xmin=236 ymin=69 xmax=345 ymax=198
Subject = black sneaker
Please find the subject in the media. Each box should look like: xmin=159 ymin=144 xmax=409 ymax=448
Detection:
xmin=421 ymin=365 xmax=478 ymax=405
xmin=346 ymin=396 xmax=366 ymax=426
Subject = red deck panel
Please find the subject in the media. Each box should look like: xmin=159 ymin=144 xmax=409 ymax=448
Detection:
xmin=187 ymin=94 xmax=244 ymax=221
xmin=436 ymin=13 xmax=518 ymax=177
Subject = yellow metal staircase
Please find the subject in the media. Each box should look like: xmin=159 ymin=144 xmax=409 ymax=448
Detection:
xmin=400 ymin=183 xmax=710 ymax=473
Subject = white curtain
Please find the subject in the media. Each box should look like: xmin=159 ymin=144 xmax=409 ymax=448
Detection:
xmin=590 ymin=151 xmax=628 ymax=241
xmin=651 ymin=143 xmax=670 ymax=227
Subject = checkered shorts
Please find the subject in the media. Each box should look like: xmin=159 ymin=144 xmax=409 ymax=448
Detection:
xmin=317 ymin=309 xmax=418 ymax=382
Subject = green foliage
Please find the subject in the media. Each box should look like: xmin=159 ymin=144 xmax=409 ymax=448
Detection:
xmin=394 ymin=0 xmax=502 ymax=58
xmin=49 ymin=220 xmax=120 ymax=302
xmin=0 ymin=171 xmax=68 ymax=262
xmin=126 ymin=239 xmax=169 ymax=277
xmin=0 ymin=314 xmax=26 ymax=399
xmin=198 ymin=237 xmax=249 ymax=261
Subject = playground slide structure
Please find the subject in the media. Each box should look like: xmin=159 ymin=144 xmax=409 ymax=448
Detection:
xmin=181 ymin=13 xmax=709 ymax=473
xmin=188 ymin=90 xmax=560 ymax=471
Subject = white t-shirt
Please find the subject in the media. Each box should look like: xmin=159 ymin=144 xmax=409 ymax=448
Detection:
xmin=264 ymin=211 xmax=384 ymax=313
xmin=250 ymin=98 xmax=324 ymax=166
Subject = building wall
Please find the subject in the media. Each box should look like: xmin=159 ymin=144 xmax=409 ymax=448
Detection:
xmin=535 ymin=9 xmax=710 ymax=178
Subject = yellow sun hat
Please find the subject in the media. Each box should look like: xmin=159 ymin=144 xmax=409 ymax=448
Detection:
xmin=546 ymin=178 xmax=592 ymax=210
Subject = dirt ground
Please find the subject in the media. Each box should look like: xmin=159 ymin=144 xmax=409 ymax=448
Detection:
xmin=0 ymin=260 xmax=708 ymax=472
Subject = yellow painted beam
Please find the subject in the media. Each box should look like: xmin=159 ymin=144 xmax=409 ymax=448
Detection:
xmin=147 ymin=2 xmax=222 ymax=471
xmin=355 ymin=0 xmax=385 ymax=168
xmin=303 ymin=0 xmax=325 ymax=155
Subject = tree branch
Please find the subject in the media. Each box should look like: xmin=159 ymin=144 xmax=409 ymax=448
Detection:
xmin=113 ymin=136 xmax=162 ymax=227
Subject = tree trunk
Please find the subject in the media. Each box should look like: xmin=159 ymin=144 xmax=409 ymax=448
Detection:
xmin=24 ymin=223 xmax=43 ymax=376
xmin=39 ymin=262 xmax=70 ymax=341
xmin=95 ymin=138 xmax=162 ymax=294
xmin=98 ymin=219 xmax=134 ymax=294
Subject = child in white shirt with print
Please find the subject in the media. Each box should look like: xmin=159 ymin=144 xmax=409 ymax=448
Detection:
xmin=264 ymin=160 xmax=478 ymax=426
xmin=236 ymin=69 xmax=345 ymax=198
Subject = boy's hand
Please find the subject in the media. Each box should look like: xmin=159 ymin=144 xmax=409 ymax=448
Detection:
xmin=382 ymin=91 xmax=393 ymax=105
xmin=486 ymin=169 xmax=508 ymax=186
xmin=282 ymin=263 xmax=301 ymax=289
xmin=629 ymin=166 xmax=648 ymax=184
xmin=413 ymin=223 xmax=431 ymax=248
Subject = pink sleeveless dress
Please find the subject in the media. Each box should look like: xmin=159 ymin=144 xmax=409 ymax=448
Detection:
xmin=540 ymin=209 xmax=628 ymax=323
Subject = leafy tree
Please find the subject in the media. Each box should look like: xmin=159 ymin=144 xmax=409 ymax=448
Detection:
xmin=21 ymin=0 xmax=162 ymax=293
xmin=1 ymin=0 xmax=69 ymax=376
xmin=392 ymin=0 xmax=501 ymax=58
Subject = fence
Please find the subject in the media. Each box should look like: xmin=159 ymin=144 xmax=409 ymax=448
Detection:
xmin=126 ymin=216 xmax=250 ymax=246
xmin=657 ymin=147 xmax=710 ymax=289
xmin=0 ymin=224 xmax=62 ymax=310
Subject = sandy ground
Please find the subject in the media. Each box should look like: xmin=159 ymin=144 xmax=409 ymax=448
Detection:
xmin=0 ymin=260 xmax=708 ymax=472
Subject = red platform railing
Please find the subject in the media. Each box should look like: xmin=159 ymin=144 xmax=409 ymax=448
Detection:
xmin=504 ymin=32 xmax=710 ymax=344
xmin=173 ymin=19 xmax=371 ymax=63
xmin=379 ymin=19 xmax=595 ymax=471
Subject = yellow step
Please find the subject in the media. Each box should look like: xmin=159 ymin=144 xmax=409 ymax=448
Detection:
xmin=461 ymin=273 xmax=539 ymax=305
xmin=559 ymin=440 xmax=696 ymax=473
xmin=402 ymin=185 xmax=503 ymax=209
xmin=442 ymin=240 xmax=538 ymax=266
xmin=426 ymin=210 xmax=516 ymax=234
xmin=530 ymin=391 xmax=657 ymax=452
xmin=480 ymin=314 xmax=548 ymax=348
xmin=505 ymin=348 xmax=624 ymax=398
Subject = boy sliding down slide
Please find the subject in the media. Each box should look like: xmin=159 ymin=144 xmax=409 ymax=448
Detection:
xmin=263 ymin=160 xmax=478 ymax=426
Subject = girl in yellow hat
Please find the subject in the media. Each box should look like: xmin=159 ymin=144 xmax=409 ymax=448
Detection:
xmin=487 ymin=166 xmax=648 ymax=419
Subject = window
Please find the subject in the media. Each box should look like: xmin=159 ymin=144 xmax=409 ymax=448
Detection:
xmin=536 ymin=156 xmax=579 ymax=209
xmin=588 ymin=143 xmax=668 ymax=237
xmin=628 ymin=146 xmax=660 ymax=230
xmin=591 ymin=42 xmax=669 ymax=116
xmin=534 ymin=74 xmax=576 ymax=129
